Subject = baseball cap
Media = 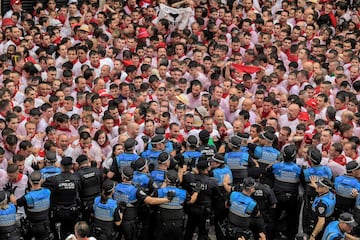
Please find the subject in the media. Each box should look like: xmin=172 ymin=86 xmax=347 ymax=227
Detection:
xmin=308 ymin=148 xmax=322 ymax=165
xmin=10 ymin=0 xmax=21 ymax=5
xmin=61 ymin=157 xmax=73 ymax=166
xmin=2 ymin=18 xmax=15 ymax=27
xmin=211 ymin=153 xmax=225 ymax=163
xmin=306 ymin=99 xmax=317 ymax=109
xmin=346 ymin=161 xmax=360 ymax=173
xmin=259 ymin=131 xmax=275 ymax=142
xmin=124 ymin=138 xmax=137 ymax=151
xmin=155 ymin=127 xmax=165 ymax=135
xmin=199 ymin=130 xmax=210 ymax=142
xmin=45 ymin=151 xmax=57 ymax=163
xmin=151 ymin=135 xmax=165 ymax=144
xmin=122 ymin=166 xmax=134 ymax=179
xmin=197 ymin=160 xmax=210 ymax=170
xmin=187 ymin=135 xmax=198 ymax=147
xmin=158 ymin=152 xmax=170 ymax=163
xmin=137 ymin=28 xmax=149 ymax=39
xmin=166 ymin=170 xmax=178 ymax=183
xmin=132 ymin=157 xmax=147 ymax=171
xmin=316 ymin=178 xmax=333 ymax=189
xmin=243 ymin=177 xmax=256 ymax=188
xmin=29 ymin=170 xmax=42 ymax=184
xmin=238 ymin=133 xmax=250 ymax=141
xmin=102 ymin=180 xmax=115 ymax=193
xmin=298 ymin=112 xmax=310 ymax=121
xmin=230 ymin=135 xmax=242 ymax=148
xmin=339 ymin=213 xmax=358 ymax=227
xmin=76 ymin=154 xmax=88 ymax=164
xmin=283 ymin=144 xmax=297 ymax=162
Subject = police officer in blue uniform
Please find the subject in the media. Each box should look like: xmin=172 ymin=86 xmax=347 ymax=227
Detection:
xmin=270 ymin=144 xmax=301 ymax=239
xmin=322 ymin=212 xmax=357 ymax=240
xmin=141 ymin=135 xmax=166 ymax=172
xmin=334 ymin=161 xmax=360 ymax=218
xmin=10 ymin=171 xmax=51 ymax=240
xmin=108 ymin=138 xmax=139 ymax=181
xmin=183 ymin=160 xmax=220 ymax=240
xmin=182 ymin=135 xmax=202 ymax=170
xmin=147 ymin=127 xmax=174 ymax=154
xmin=198 ymin=130 xmax=216 ymax=158
xmin=225 ymin=177 xmax=260 ymax=240
xmin=92 ymin=180 xmax=122 ymax=240
xmin=0 ymin=190 xmax=20 ymax=240
xmin=154 ymin=170 xmax=199 ymax=240
xmin=75 ymin=155 xmax=103 ymax=223
xmin=248 ymin=131 xmax=280 ymax=186
xmin=307 ymin=178 xmax=336 ymax=240
xmin=131 ymin=157 xmax=156 ymax=195
xmin=43 ymin=156 xmax=81 ymax=240
xmin=302 ymin=147 xmax=333 ymax=234
xmin=210 ymin=153 xmax=233 ymax=240
xmin=40 ymin=151 xmax=61 ymax=179
xmin=151 ymin=152 xmax=171 ymax=188
xmin=225 ymin=134 xmax=257 ymax=185
xmin=114 ymin=166 xmax=171 ymax=240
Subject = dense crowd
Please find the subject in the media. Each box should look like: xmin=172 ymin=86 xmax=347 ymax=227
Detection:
xmin=1 ymin=0 xmax=360 ymax=239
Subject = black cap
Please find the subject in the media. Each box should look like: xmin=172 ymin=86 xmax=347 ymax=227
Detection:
xmin=339 ymin=212 xmax=358 ymax=227
xmin=211 ymin=153 xmax=225 ymax=163
xmin=243 ymin=177 xmax=256 ymax=189
xmin=132 ymin=157 xmax=147 ymax=171
xmin=316 ymin=178 xmax=333 ymax=189
xmin=230 ymin=135 xmax=242 ymax=148
xmin=158 ymin=152 xmax=170 ymax=163
xmin=102 ymin=180 xmax=115 ymax=193
xmin=45 ymin=151 xmax=57 ymax=162
xmin=187 ymin=135 xmax=198 ymax=147
xmin=151 ymin=135 xmax=165 ymax=144
xmin=259 ymin=131 xmax=275 ymax=142
xmin=283 ymin=144 xmax=297 ymax=162
xmin=155 ymin=127 xmax=166 ymax=135
xmin=61 ymin=157 xmax=73 ymax=166
xmin=237 ymin=133 xmax=249 ymax=141
xmin=122 ymin=166 xmax=134 ymax=179
xmin=199 ymin=130 xmax=210 ymax=142
xmin=124 ymin=138 xmax=137 ymax=151
xmin=346 ymin=161 xmax=360 ymax=173
xmin=76 ymin=154 xmax=88 ymax=164
xmin=0 ymin=190 xmax=7 ymax=204
xmin=308 ymin=148 xmax=322 ymax=165
xmin=30 ymin=170 xmax=42 ymax=184
xmin=166 ymin=170 xmax=178 ymax=183
xmin=197 ymin=160 xmax=210 ymax=170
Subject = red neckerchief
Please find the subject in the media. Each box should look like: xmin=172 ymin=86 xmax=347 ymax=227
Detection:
xmin=287 ymin=84 xmax=296 ymax=92
xmin=99 ymin=141 xmax=110 ymax=148
xmin=0 ymin=111 xmax=6 ymax=119
xmin=80 ymin=143 xmax=92 ymax=150
xmin=57 ymin=127 xmax=71 ymax=132
xmin=278 ymin=78 xmax=284 ymax=84
xmin=288 ymin=115 xmax=298 ymax=121
xmin=79 ymin=58 xmax=88 ymax=64
xmin=71 ymin=59 xmax=78 ymax=65
xmin=11 ymin=38 xmax=21 ymax=46
xmin=114 ymin=118 xmax=120 ymax=126
xmin=125 ymin=77 xmax=133 ymax=83
xmin=4 ymin=145 xmax=14 ymax=153
xmin=322 ymin=142 xmax=331 ymax=153
xmin=92 ymin=107 xmax=102 ymax=115
xmin=101 ymin=126 xmax=111 ymax=134
xmin=351 ymin=153 xmax=359 ymax=161
xmin=14 ymin=173 xmax=23 ymax=183
xmin=338 ymin=106 xmax=346 ymax=111
xmin=91 ymin=62 xmax=100 ymax=68
xmin=75 ymin=103 xmax=82 ymax=109
xmin=261 ymin=110 xmax=270 ymax=119
xmin=333 ymin=155 xmax=347 ymax=166
xmin=143 ymin=131 xmax=153 ymax=137
xmin=243 ymin=121 xmax=251 ymax=129
xmin=183 ymin=127 xmax=194 ymax=134
xmin=351 ymin=75 xmax=360 ymax=82
xmin=103 ymin=76 xmax=110 ymax=83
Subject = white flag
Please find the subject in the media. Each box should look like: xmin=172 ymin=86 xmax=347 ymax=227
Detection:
xmin=157 ymin=4 xmax=194 ymax=30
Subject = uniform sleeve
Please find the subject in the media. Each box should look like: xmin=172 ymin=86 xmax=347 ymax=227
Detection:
xmin=264 ymin=185 xmax=277 ymax=205
xmin=136 ymin=189 xmax=149 ymax=203
xmin=42 ymin=176 xmax=56 ymax=193
xmin=114 ymin=206 xmax=122 ymax=222
xmin=250 ymin=203 xmax=259 ymax=217
xmin=16 ymin=195 xmax=27 ymax=207
xmin=314 ymin=201 xmax=327 ymax=218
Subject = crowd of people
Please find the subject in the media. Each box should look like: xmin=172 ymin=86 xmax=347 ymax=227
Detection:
xmin=0 ymin=0 xmax=360 ymax=239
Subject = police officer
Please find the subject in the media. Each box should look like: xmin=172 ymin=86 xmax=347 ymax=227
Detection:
xmin=108 ymin=138 xmax=139 ymax=181
xmin=40 ymin=151 xmax=61 ymax=179
xmin=43 ymin=156 xmax=81 ymax=240
xmin=225 ymin=134 xmax=256 ymax=185
xmin=302 ymin=147 xmax=333 ymax=234
xmin=114 ymin=166 xmax=171 ymax=240
xmin=182 ymin=135 xmax=202 ymax=169
xmin=248 ymin=131 xmax=280 ymax=186
xmin=92 ymin=180 xmax=122 ymax=240
xmin=0 ymin=190 xmax=20 ymax=240
xmin=250 ymin=168 xmax=277 ymax=240
xmin=151 ymin=152 xmax=170 ymax=188
xmin=198 ymin=130 xmax=216 ymax=158
xmin=75 ymin=155 xmax=103 ymax=223
xmin=210 ymin=153 xmax=233 ymax=240
xmin=270 ymin=144 xmax=301 ymax=239
xmin=225 ymin=177 xmax=260 ymax=240
xmin=141 ymin=135 xmax=166 ymax=172
xmin=334 ymin=161 xmax=360 ymax=218
xmin=148 ymin=127 xmax=174 ymax=154
xmin=155 ymin=170 xmax=199 ymax=240
xmin=10 ymin=171 xmax=51 ymax=240
xmin=307 ymin=178 xmax=336 ymax=240
xmin=183 ymin=160 xmax=220 ymax=240
xmin=131 ymin=157 xmax=155 ymax=195
xmin=322 ymin=212 xmax=358 ymax=239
